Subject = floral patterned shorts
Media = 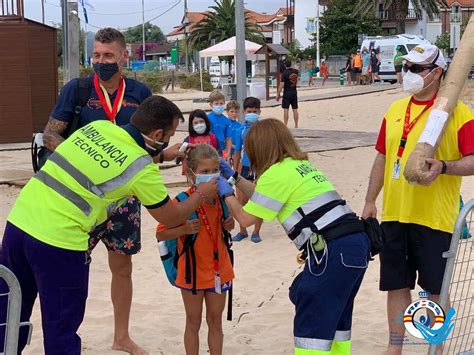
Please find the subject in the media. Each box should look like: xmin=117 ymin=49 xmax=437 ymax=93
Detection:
xmin=88 ymin=196 xmax=141 ymax=255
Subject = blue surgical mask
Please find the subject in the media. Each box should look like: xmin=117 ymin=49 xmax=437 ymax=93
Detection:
xmin=212 ymin=105 xmax=225 ymax=115
xmin=194 ymin=172 xmax=220 ymax=185
xmin=245 ymin=113 xmax=260 ymax=123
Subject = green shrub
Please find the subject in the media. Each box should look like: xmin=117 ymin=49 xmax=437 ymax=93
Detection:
xmin=141 ymin=72 xmax=163 ymax=94
xmin=180 ymin=71 xmax=213 ymax=91
xmin=80 ymin=66 xmax=94 ymax=78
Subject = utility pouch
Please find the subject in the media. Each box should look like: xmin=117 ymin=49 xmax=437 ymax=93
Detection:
xmin=362 ymin=217 xmax=386 ymax=258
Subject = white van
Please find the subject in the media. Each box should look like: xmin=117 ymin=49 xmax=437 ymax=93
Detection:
xmin=360 ymin=34 xmax=430 ymax=83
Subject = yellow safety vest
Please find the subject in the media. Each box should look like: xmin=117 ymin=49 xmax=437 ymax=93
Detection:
xmin=243 ymin=158 xmax=353 ymax=249
xmin=8 ymin=121 xmax=168 ymax=251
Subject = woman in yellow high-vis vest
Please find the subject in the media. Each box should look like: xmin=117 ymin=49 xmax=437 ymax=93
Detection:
xmin=217 ymin=118 xmax=371 ymax=354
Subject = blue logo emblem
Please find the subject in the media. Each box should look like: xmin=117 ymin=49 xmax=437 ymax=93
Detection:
xmin=403 ymin=290 xmax=455 ymax=345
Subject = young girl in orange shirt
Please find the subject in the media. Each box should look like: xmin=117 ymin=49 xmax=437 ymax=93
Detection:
xmin=156 ymin=144 xmax=235 ymax=355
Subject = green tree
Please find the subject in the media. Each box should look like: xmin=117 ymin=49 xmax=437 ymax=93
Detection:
xmin=122 ymin=22 xmax=166 ymax=44
xmin=353 ymin=0 xmax=447 ymax=34
xmin=188 ymin=0 xmax=265 ymax=51
xmin=318 ymin=0 xmax=382 ymax=57
xmin=435 ymin=32 xmax=450 ymax=52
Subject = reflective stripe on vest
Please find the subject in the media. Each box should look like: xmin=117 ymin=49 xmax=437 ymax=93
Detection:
xmin=250 ymin=191 xmax=284 ymax=213
xmin=98 ymin=155 xmax=153 ymax=193
xmin=282 ymin=191 xmax=353 ymax=249
xmin=37 ymin=153 xmax=152 ymax=216
xmin=49 ymin=152 xmax=104 ymax=197
xmin=34 ymin=170 xmax=93 ymax=216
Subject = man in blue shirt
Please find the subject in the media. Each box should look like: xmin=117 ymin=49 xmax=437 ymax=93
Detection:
xmin=43 ymin=27 xmax=155 ymax=354
xmin=207 ymin=90 xmax=232 ymax=158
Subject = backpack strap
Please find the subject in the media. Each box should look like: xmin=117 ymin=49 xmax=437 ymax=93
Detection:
xmin=174 ymin=191 xmax=199 ymax=295
xmin=64 ymin=77 xmax=92 ymax=138
xmin=219 ymin=197 xmax=234 ymax=321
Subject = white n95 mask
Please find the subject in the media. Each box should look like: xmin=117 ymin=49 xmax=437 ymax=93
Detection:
xmin=403 ymin=71 xmax=425 ymax=94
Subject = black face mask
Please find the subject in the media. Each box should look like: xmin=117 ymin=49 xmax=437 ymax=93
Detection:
xmin=141 ymin=133 xmax=169 ymax=157
xmin=93 ymin=62 xmax=119 ymax=81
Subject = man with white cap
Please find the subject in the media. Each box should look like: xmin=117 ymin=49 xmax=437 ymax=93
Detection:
xmin=362 ymin=43 xmax=474 ymax=354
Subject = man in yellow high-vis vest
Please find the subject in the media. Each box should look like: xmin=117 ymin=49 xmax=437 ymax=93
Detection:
xmin=0 ymin=96 xmax=217 ymax=354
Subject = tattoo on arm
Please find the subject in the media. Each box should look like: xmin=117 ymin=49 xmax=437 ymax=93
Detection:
xmin=43 ymin=118 xmax=69 ymax=151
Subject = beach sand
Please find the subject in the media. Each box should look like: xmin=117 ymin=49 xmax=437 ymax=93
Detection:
xmin=0 ymin=85 xmax=472 ymax=354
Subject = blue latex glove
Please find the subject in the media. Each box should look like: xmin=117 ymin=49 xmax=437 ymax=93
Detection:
xmin=219 ymin=158 xmax=235 ymax=179
xmin=217 ymin=176 xmax=234 ymax=198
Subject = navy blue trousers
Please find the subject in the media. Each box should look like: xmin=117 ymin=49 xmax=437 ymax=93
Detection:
xmin=0 ymin=222 xmax=90 ymax=354
xmin=289 ymin=232 xmax=370 ymax=343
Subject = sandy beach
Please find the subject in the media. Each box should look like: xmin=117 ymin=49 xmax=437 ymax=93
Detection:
xmin=0 ymin=84 xmax=473 ymax=354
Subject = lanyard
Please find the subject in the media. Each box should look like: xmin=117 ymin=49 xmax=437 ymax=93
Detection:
xmin=93 ymin=74 xmax=126 ymax=124
xmin=396 ymin=97 xmax=434 ymax=159
xmin=194 ymin=190 xmax=222 ymax=273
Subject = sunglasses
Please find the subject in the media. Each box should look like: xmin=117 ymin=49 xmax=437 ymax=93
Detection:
xmin=403 ymin=64 xmax=436 ymax=74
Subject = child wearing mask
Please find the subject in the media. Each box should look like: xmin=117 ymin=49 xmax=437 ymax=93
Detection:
xmin=232 ymin=97 xmax=264 ymax=243
xmin=207 ymin=90 xmax=232 ymax=159
xmin=226 ymin=100 xmax=242 ymax=168
xmin=156 ymin=144 xmax=235 ymax=355
xmin=181 ymin=109 xmax=218 ymax=175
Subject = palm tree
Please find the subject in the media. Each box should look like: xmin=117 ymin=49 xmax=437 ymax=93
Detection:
xmin=353 ymin=0 xmax=447 ymax=34
xmin=188 ymin=0 xmax=265 ymax=51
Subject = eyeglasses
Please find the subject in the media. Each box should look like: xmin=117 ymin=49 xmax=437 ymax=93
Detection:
xmin=403 ymin=64 xmax=436 ymax=74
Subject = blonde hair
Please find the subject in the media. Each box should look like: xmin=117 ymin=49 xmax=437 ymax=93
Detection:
xmin=208 ymin=90 xmax=225 ymax=103
xmin=244 ymin=118 xmax=308 ymax=176
xmin=186 ymin=144 xmax=219 ymax=173
xmin=226 ymin=100 xmax=240 ymax=111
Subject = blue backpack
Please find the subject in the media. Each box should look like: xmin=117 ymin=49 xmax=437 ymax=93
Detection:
xmin=157 ymin=191 xmax=234 ymax=320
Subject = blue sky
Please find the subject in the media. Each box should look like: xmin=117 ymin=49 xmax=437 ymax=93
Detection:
xmin=25 ymin=0 xmax=287 ymax=34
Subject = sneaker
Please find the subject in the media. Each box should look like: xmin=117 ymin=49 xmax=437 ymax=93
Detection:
xmin=232 ymin=233 xmax=248 ymax=242
xmin=251 ymin=234 xmax=262 ymax=243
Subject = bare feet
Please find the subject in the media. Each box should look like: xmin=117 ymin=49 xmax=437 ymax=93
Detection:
xmin=112 ymin=337 xmax=148 ymax=355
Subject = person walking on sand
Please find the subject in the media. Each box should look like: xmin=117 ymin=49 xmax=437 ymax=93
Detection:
xmin=345 ymin=54 xmax=353 ymax=86
xmin=320 ymin=60 xmax=329 ymax=87
xmin=277 ymin=60 xmax=299 ymax=128
xmin=362 ymin=44 xmax=474 ymax=355
xmin=217 ymin=119 xmax=371 ymax=354
xmin=305 ymin=55 xmax=314 ymax=86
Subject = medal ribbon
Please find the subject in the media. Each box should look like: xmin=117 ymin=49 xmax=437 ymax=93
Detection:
xmin=193 ymin=187 xmax=223 ymax=273
xmin=93 ymin=73 xmax=126 ymax=124
xmin=396 ymin=96 xmax=435 ymax=159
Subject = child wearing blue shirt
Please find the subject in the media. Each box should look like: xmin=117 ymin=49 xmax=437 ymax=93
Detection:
xmin=226 ymin=100 xmax=242 ymax=167
xmin=232 ymin=97 xmax=263 ymax=243
xmin=207 ymin=90 xmax=232 ymax=159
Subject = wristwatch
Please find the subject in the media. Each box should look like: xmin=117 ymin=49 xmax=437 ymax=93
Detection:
xmin=228 ymin=172 xmax=240 ymax=186
xmin=440 ymin=160 xmax=447 ymax=174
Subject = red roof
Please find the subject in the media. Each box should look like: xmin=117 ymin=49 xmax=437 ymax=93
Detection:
xmin=445 ymin=0 xmax=474 ymax=5
xmin=246 ymin=9 xmax=278 ymax=24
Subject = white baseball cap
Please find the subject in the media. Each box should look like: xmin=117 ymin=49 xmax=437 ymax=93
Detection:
xmin=402 ymin=43 xmax=446 ymax=69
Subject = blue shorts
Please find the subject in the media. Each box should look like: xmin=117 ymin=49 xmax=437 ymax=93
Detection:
xmin=289 ymin=232 xmax=369 ymax=349
xmin=178 ymin=280 xmax=232 ymax=293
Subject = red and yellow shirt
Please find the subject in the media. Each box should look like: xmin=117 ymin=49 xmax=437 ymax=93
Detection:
xmin=376 ymin=96 xmax=474 ymax=233
xmin=156 ymin=189 xmax=234 ymax=290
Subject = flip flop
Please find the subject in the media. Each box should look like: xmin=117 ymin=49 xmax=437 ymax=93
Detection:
xmin=251 ymin=234 xmax=262 ymax=243
xmin=232 ymin=233 xmax=248 ymax=242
